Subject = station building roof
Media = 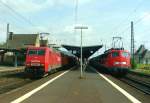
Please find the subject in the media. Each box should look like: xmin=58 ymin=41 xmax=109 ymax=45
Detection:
xmin=62 ymin=45 xmax=103 ymax=59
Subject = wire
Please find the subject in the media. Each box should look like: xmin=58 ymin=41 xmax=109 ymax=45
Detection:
xmin=0 ymin=1 xmax=42 ymax=31
xmin=118 ymin=13 xmax=150 ymax=36
xmin=104 ymin=0 xmax=144 ymax=37
xmin=0 ymin=1 xmax=57 ymax=44
xmin=114 ymin=0 xmax=144 ymax=31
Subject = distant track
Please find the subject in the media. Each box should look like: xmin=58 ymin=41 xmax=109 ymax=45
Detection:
xmin=0 ymin=71 xmax=33 ymax=95
xmin=120 ymin=71 xmax=150 ymax=95
xmin=0 ymin=68 xmax=24 ymax=77
xmin=0 ymin=66 xmax=77 ymax=95
xmin=0 ymin=68 xmax=24 ymax=72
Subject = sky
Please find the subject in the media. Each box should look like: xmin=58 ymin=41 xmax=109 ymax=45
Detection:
xmin=0 ymin=0 xmax=150 ymax=53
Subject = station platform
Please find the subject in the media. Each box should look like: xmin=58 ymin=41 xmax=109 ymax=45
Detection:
xmin=0 ymin=66 xmax=24 ymax=72
xmin=7 ymin=66 xmax=135 ymax=103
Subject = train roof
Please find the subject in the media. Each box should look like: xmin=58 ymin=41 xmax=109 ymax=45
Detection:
xmin=27 ymin=46 xmax=55 ymax=52
xmin=27 ymin=46 xmax=48 ymax=49
xmin=27 ymin=46 xmax=76 ymax=57
xmin=59 ymin=50 xmax=76 ymax=57
xmin=104 ymin=48 xmax=129 ymax=53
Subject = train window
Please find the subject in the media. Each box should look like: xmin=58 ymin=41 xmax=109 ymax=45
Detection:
xmin=28 ymin=50 xmax=45 ymax=55
xmin=38 ymin=50 xmax=45 ymax=55
xmin=28 ymin=50 xmax=37 ymax=55
xmin=122 ymin=52 xmax=129 ymax=57
xmin=112 ymin=52 xmax=119 ymax=57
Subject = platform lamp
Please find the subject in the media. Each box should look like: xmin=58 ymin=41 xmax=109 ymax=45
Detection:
xmin=75 ymin=26 xmax=88 ymax=78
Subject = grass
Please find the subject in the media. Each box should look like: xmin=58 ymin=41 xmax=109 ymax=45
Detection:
xmin=136 ymin=64 xmax=150 ymax=69
xmin=132 ymin=64 xmax=150 ymax=75
xmin=133 ymin=69 xmax=150 ymax=75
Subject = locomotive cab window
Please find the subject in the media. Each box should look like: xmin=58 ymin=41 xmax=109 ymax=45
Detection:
xmin=122 ymin=52 xmax=129 ymax=57
xmin=28 ymin=50 xmax=45 ymax=55
xmin=112 ymin=52 xmax=119 ymax=57
xmin=37 ymin=50 xmax=45 ymax=55
xmin=28 ymin=50 xmax=37 ymax=55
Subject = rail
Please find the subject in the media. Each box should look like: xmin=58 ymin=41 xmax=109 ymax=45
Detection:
xmin=120 ymin=71 xmax=150 ymax=94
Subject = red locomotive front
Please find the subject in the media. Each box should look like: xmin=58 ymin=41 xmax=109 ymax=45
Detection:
xmin=90 ymin=48 xmax=131 ymax=75
xmin=25 ymin=47 xmax=76 ymax=78
xmin=25 ymin=47 xmax=54 ymax=77
xmin=105 ymin=49 xmax=131 ymax=73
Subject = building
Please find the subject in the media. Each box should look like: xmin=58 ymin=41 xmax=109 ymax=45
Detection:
xmin=135 ymin=45 xmax=150 ymax=64
xmin=0 ymin=32 xmax=48 ymax=66
xmin=7 ymin=32 xmax=40 ymax=49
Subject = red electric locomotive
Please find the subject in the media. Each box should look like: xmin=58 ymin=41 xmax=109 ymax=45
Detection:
xmin=90 ymin=48 xmax=131 ymax=75
xmin=25 ymin=47 xmax=76 ymax=78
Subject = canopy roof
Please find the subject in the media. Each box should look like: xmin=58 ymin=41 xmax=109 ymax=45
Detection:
xmin=62 ymin=45 xmax=103 ymax=59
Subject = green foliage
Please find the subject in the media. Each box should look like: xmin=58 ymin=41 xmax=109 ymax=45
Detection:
xmin=131 ymin=59 xmax=137 ymax=69
xmin=137 ymin=64 xmax=150 ymax=69
xmin=134 ymin=69 xmax=150 ymax=75
xmin=0 ymin=42 xmax=6 ymax=48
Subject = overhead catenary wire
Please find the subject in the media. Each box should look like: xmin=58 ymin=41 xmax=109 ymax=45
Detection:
xmin=104 ymin=0 xmax=144 ymax=50
xmin=0 ymin=0 xmax=56 ymax=43
xmin=103 ymin=0 xmax=144 ymax=37
xmin=0 ymin=0 xmax=43 ymax=32
xmin=0 ymin=6 xmax=29 ymax=32
xmin=113 ymin=0 xmax=144 ymax=32
xmin=118 ymin=13 xmax=150 ymax=36
xmin=115 ymin=12 xmax=150 ymax=51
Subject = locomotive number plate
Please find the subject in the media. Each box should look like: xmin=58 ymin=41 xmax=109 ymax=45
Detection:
xmin=31 ymin=63 xmax=40 ymax=66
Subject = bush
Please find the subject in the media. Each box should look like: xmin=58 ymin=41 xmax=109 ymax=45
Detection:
xmin=137 ymin=64 xmax=150 ymax=70
xmin=131 ymin=59 xmax=137 ymax=69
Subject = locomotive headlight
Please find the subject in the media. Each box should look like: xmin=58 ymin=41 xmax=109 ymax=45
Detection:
xmin=114 ymin=62 xmax=119 ymax=65
xmin=121 ymin=62 xmax=126 ymax=64
xmin=26 ymin=63 xmax=30 ymax=66
xmin=40 ymin=64 xmax=44 ymax=66
xmin=114 ymin=62 xmax=127 ymax=65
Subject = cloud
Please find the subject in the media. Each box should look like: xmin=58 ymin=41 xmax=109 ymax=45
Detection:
xmin=0 ymin=0 xmax=49 ymax=13
xmin=141 ymin=12 xmax=150 ymax=25
xmin=0 ymin=0 xmax=94 ymax=13
xmin=0 ymin=22 xmax=8 ymax=42
xmin=44 ymin=23 xmax=96 ymax=46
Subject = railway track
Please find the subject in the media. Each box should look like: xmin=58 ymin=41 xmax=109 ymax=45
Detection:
xmin=120 ymin=71 xmax=150 ymax=95
xmin=0 ymin=70 xmax=33 ymax=95
xmin=0 ymin=68 xmax=24 ymax=77
xmin=0 ymin=66 xmax=76 ymax=95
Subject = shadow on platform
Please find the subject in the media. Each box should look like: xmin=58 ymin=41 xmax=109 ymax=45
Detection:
xmin=84 ymin=65 xmax=97 ymax=74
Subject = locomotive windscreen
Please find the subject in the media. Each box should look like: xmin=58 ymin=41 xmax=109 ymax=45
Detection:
xmin=122 ymin=52 xmax=129 ymax=57
xmin=28 ymin=49 xmax=45 ymax=55
xmin=112 ymin=52 xmax=119 ymax=57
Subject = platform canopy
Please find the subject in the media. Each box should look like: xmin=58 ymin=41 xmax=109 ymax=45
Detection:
xmin=62 ymin=45 xmax=103 ymax=59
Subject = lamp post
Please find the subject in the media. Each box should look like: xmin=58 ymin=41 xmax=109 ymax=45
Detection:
xmin=75 ymin=26 xmax=88 ymax=78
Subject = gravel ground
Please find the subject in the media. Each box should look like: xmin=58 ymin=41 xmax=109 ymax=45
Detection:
xmin=127 ymin=71 xmax=150 ymax=84
xmin=0 ymin=70 xmax=33 ymax=94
